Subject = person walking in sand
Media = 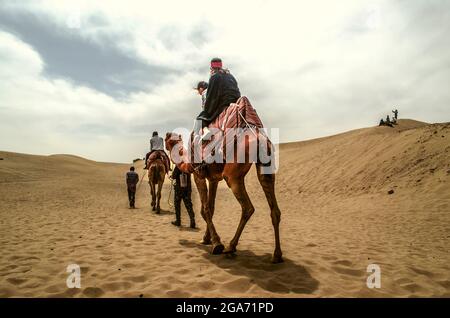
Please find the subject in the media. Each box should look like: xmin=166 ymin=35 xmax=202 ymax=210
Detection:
xmin=171 ymin=166 xmax=196 ymax=228
xmin=126 ymin=166 xmax=139 ymax=209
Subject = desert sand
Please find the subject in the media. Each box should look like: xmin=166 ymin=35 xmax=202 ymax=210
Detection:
xmin=0 ymin=119 xmax=449 ymax=298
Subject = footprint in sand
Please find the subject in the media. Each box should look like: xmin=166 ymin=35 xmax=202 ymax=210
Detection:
xmin=6 ymin=277 xmax=27 ymax=285
xmin=401 ymin=283 xmax=426 ymax=293
xmin=221 ymin=277 xmax=253 ymax=293
xmin=331 ymin=260 xmax=364 ymax=277
xmin=101 ymin=281 xmax=132 ymax=292
xmin=82 ymin=287 xmax=105 ymax=297
xmin=333 ymin=260 xmax=353 ymax=267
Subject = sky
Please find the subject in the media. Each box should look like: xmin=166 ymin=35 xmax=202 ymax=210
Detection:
xmin=0 ymin=0 xmax=449 ymax=163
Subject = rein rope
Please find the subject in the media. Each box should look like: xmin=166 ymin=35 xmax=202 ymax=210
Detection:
xmin=167 ymin=161 xmax=175 ymax=209
xmin=137 ymin=160 xmax=147 ymax=191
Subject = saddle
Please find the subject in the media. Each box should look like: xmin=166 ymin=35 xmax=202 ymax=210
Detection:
xmin=209 ymin=96 xmax=264 ymax=131
xmin=191 ymin=96 xmax=271 ymax=166
xmin=147 ymin=150 xmax=171 ymax=173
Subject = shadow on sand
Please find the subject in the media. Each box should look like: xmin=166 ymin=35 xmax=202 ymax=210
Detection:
xmin=178 ymin=226 xmax=200 ymax=232
xmin=179 ymin=239 xmax=319 ymax=295
xmin=150 ymin=208 xmax=173 ymax=215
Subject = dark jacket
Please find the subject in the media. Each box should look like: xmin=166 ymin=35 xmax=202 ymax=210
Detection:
xmin=171 ymin=166 xmax=191 ymax=193
xmin=197 ymin=71 xmax=241 ymax=125
xmin=126 ymin=171 xmax=139 ymax=191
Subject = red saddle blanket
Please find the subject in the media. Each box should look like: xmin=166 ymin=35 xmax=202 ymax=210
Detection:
xmin=209 ymin=96 xmax=264 ymax=130
xmin=191 ymin=96 xmax=270 ymax=164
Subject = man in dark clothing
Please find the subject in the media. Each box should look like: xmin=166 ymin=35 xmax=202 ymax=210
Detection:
xmin=196 ymin=57 xmax=241 ymax=127
xmin=126 ymin=166 xmax=139 ymax=208
xmin=171 ymin=166 xmax=196 ymax=228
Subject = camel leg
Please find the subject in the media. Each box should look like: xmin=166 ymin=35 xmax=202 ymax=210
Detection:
xmin=256 ymin=164 xmax=283 ymax=263
xmin=206 ymin=179 xmax=218 ymax=240
xmin=193 ymin=175 xmax=224 ymax=254
xmin=156 ymin=180 xmax=162 ymax=214
xmin=198 ymin=180 xmax=218 ymax=245
xmin=194 ymin=176 xmax=211 ymax=245
xmin=198 ymin=205 xmax=211 ymax=245
xmin=150 ymin=179 xmax=156 ymax=211
xmin=223 ymin=177 xmax=255 ymax=254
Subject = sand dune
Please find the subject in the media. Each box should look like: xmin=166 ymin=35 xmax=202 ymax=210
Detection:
xmin=0 ymin=119 xmax=449 ymax=297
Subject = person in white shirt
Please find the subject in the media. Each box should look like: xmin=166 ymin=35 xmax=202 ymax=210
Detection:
xmin=145 ymin=131 xmax=170 ymax=173
xmin=150 ymin=131 xmax=164 ymax=151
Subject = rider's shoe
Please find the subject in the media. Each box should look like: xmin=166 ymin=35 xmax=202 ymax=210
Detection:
xmin=171 ymin=220 xmax=181 ymax=227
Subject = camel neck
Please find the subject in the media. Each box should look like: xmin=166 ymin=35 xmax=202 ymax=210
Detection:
xmin=169 ymin=144 xmax=194 ymax=174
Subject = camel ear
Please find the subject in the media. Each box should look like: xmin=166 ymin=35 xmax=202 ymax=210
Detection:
xmin=166 ymin=132 xmax=171 ymax=139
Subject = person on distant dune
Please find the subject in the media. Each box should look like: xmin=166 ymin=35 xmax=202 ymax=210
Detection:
xmin=126 ymin=166 xmax=139 ymax=209
xmin=392 ymin=109 xmax=398 ymax=120
xmin=392 ymin=109 xmax=398 ymax=124
xmin=385 ymin=115 xmax=394 ymax=127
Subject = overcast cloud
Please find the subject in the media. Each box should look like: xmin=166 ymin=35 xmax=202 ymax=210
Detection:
xmin=0 ymin=0 xmax=449 ymax=163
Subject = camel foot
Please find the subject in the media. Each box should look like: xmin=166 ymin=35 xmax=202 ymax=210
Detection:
xmin=223 ymin=246 xmax=236 ymax=254
xmin=199 ymin=239 xmax=212 ymax=245
xmin=271 ymin=254 xmax=284 ymax=264
xmin=211 ymin=243 xmax=224 ymax=255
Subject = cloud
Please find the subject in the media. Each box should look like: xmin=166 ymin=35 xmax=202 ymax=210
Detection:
xmin=0 ymin=7 xmax=178 ymax=98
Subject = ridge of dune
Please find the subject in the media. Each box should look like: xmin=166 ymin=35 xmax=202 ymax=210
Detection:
xmin=281 ymin=119 xmax=429 ymax=149
xmin=276 ymin=119 xmax=449 ymax=196
xmin=0 ymin=119 xmax=449 ymax=298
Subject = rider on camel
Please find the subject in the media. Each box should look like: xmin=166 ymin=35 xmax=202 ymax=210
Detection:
xmin=145 ymin=131 xmax=171 ymax=173
xmin=195 ymin=58 xmax=241 ymax=140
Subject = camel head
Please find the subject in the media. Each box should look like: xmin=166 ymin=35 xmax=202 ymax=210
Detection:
xmin=164 ymin=132 xmax=182 ymax=152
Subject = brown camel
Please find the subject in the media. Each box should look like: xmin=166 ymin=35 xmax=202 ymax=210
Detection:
xmin=147 ymin=156 xmax=166 ymax=214
xmin=164 ymin=131 xmax=283 ymax=263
